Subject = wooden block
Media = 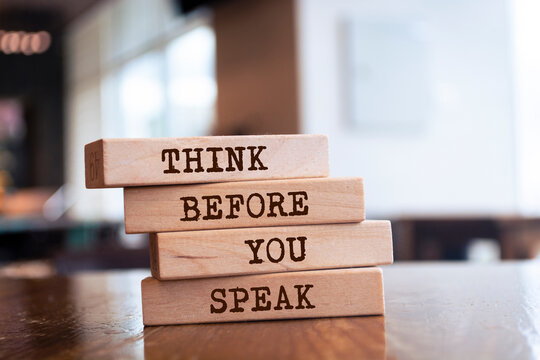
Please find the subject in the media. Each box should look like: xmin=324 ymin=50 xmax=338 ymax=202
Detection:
xmin=141 ymin=267 xmax=384 ymax=325
xmin=124 ymin=177 xmax=364 ymax=233
xmin=150 ymin=220 xmax=393 ymax=280
xmin=85 ymin=135 xmax=329 ymax=188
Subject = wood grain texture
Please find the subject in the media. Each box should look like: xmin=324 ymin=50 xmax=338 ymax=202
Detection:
xmin=124 ymin=177 xmax=364 ymax=233
xmin=150 ymin=220 xmax=393 ymax=280
xmin=85 ymin=135 xmax=329 ymax=188
xmin=141 ymin=267 xmax=384 ymax=325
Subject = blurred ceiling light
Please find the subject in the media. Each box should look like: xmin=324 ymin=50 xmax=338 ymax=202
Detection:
xmin=0 ymin=30 xmax=51 ymax=55
xmin=1 ymin=33 xmax=12 ymax=54
xmin=20 ymin=33 xmax=32 ymax=55
xmin=31 ymin=31 xmax=51 ymax=54
xmin=7 ymin=32 xmax=22 ymax=53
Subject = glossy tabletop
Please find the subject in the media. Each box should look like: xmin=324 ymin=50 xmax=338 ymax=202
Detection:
xmin=0 ymin=262 xmax=539 ymax=359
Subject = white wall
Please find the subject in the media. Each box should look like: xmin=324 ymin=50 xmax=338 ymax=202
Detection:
xmin=511 ymin=0 xmax=540 ymax=215
xmin=297 ymin=0 xmax=521 ymax=217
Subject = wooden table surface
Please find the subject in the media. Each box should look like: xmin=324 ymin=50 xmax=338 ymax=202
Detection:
xmin=1 ymin=262 xmax=539 ymax=359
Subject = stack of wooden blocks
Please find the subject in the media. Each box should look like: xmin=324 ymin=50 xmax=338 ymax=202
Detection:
xmin=85 ymin=135 xmax=393 ymax=325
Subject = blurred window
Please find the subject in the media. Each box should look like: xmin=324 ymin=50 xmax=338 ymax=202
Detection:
xmin=120 ymin=51 xmax=165 ymax=137
xmin=102 ymin=26 xmax=215 ymax=139
xmin=166 ymin=26 xmax=216 ymax=136
xmin=66 ymin=0 xmax=215 ymax=220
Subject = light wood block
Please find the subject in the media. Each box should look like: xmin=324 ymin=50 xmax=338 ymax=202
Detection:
xmin=124 ymin=177 xmax=364 ymax=233
xmin=85 ymin=135 xmax=328 ymax=188
xmin=141 ymin=267 xmax=384 ymax=325
xmin=150 ymin=220 xmax=393 ymax=280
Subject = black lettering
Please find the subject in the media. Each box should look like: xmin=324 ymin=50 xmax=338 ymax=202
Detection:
xmin=225 ymin=194 xmax=244 ymax=219
xmin=244 ymin=239 xmax=265 ymax=264
xmin=180 ymin=196 xmax=200 ymax=221
xmin=206 ymin=147 xmax=224 ymax=173
xmin=287 ymin=236 xmax=307 ymax=262
xmin=250 ymin=286 xmax=271 ymax=311
xmin=202 ymin=195 xmax=223 ymax=220
xmin=247 ymin=146 xmax=268 ymax=171
xmin=246 ymin=193 xmax=265 ymax=218
xmin=267 ymin=192 xmax=288 ymax=217
xmin=225 ymin=147 xmax=245 ymax=172
xmin=210 ymin=288 xmax=227 ymax=313
xmin=274 ymin=285 xmax=293 ymax=310
xmin=162 ymin=149 xmax=180 ymax=174
xmin=295 ymin=284 xmax=315 ymax=309
xmin=229 ymin=287 xmax=249 ymax=313
xmin=266 ymin=238 xmax=285 ymax=263
xmin=288 ymin=191 xmax=309 ymax=216
xmin=182 ymin=148 xmax=204 ymax=173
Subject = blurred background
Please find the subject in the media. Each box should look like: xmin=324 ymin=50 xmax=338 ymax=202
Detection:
xmin=1 ymin=0 xmax=539 ymax=277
